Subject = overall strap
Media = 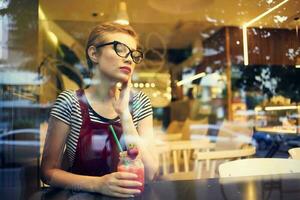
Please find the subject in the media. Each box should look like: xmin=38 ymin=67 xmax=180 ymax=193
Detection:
xmin=76 ymin=89 xmax=91 ymax=126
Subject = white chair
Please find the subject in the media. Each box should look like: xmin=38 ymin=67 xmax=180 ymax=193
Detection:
xmin=194 ymin=146 xmax=256 ymax=178
xmin=156 ymin=139 xmax=215 ymax=180
xmin=288 ymin=147 xmax=300 ymax=159
xmin=219 ymin=158 xmax=300 ymax=178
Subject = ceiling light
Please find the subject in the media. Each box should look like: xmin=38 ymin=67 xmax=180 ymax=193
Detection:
xmin=176 ymin=72 xmax=206 ymax=86
xmin=114 ymin=1 xmax=129 ymax=25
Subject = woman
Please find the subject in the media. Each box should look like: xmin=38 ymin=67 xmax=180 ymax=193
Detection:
xmin=41 ymin=22 xmax=158 ymax=198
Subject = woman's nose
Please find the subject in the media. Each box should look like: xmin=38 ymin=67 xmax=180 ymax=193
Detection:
xmin=124 ymin=55 xmax=133 ymax=65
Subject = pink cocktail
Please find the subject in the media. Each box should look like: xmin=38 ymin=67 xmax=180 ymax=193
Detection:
xmin=117 ymin=151 xmax=144 ymax=192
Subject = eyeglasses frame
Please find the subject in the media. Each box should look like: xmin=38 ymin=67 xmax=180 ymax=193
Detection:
xmin=94 ymin=40 xmax=143 ymax=64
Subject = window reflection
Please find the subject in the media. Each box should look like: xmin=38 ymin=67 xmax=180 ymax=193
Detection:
xmin=0 ymin=14 xmax=8 ymax=61
xmin=1 ymin=0 xmax=300 ymax=199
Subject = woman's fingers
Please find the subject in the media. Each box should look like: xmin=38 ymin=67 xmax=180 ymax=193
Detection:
xmin=117 ymin=179 xmax=142 ymax=187
xmin=97 ymin=173 xmax=141 ymax=198
xmin=110 ymin=185 xmax=141 ymax=195
xmin=115 ymin=172 xmax=137 ymax=179
xmin=110 ymin=191 xmax=134 ymax=198
xmin=121 ymin=76 xmax=131 ymax=89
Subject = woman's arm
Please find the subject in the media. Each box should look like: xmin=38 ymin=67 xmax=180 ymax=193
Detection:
xmin=113 ymin=82 xmax=158 ymax=180
xmin=41 ymin=116 xmax=95 ymax=191
xmin=41 ymin=116 xmax=141 ymax=197
xmin=119 ymin=112 xmax=159 ymax=181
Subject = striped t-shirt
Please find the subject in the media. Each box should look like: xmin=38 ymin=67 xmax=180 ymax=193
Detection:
xmin=50 ymin=90 xmax=153 ymax=165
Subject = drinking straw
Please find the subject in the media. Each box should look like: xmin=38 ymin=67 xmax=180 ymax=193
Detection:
xmin=109 ymin=125 xmax=123 ymax=152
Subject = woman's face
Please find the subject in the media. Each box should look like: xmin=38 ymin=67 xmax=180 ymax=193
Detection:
xmin=95 ymin=32 xmax=138 ymax=83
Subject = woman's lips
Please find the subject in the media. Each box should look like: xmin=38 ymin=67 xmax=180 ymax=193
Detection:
xmin=119 ymin=66 xmax=131 ymax=74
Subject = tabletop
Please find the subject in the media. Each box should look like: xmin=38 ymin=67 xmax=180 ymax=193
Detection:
xmin=256 ymin=126 xmax=297 ymax=134
xmin=26 ymin=173 xmax=300 ymax=200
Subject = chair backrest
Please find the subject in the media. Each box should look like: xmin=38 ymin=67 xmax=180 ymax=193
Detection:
xmin=194 ymin=146 xmax=256 ymax=178
xmin=216 ymin=121 xmax=254 ymax=150
xmin=181 ymin=118 xmax=209 ymax=140
xmin=156 ymin=133 xmax=183 ymax=142
xmin=156 ymin=139 xmax=214 ymax=180
xmin=219 ymin=158 xmax=300 ymax=178
xmin=288 ymin=147 xmax=300 ymax=159
xmin=166 ymin=120 xmax=184 ymax=134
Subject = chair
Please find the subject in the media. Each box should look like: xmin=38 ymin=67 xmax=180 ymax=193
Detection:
xmin=194 ymin=146 xmax=256 ymax=178
xmin=154 ymin=121 xmax=183 ymax=143
xmin=156 ymin=139 xmax=215 ymax=180
xmin=219 ymin=158 xmax=300 ymax=178
xmin=181 ymin=118 xmax=209 ymax=140
xmin=166 ymin=120 xmax=184 ymax=134
xmin=156 ymin=133 xmax=183 ymax=142
xmin=288 ymin=147 xmax=300 ymax=159
xmin=215 ymin=120 xmax=254 ymax=150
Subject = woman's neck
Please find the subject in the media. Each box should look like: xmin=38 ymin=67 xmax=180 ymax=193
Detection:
xmin=86 ymin=74 xmax=117 ymax=103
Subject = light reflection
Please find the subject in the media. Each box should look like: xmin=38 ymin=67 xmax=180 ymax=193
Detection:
xmin=177 ymin=72 xmax=206 ymax=86
xmin=265 ymin=105 xmax=299 ymax=111
xmin=273 ymin=15 xmax=288 ymax=23
xmin=244 ymin=181 xmax=257 ymax=200
xmin=205 ymin=15 xmax=218 ymax=23
xmin=242 ymin=0 xmax=289 ymax=65
xmin=0 ymin=0 xmax=10 ymax=10
xmin=38 ymin=5 xmax=46 ymax=20
xmin=286 ymin=47 xmax=300 ymax=60
xmin=0 ymin=14 xmax=8 ymax=61
xmin=47 ymin=31 xmax=58 ymax=46
xmin=139 ymin=83 xmax=144 ymax=88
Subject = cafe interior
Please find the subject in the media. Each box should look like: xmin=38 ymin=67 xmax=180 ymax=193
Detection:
xmin=1 ymin=0 xmax=300 ymax=199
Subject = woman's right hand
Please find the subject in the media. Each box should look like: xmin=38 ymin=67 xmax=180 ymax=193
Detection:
xmin=95 ymin=172 xmax=142 ymax=198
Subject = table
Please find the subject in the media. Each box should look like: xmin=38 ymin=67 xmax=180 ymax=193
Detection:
xmin=256 ymin=127 xmax=297 ymax=135
xmin=255 ymin=127 xmax=299 ymax=157
xmin=25 ymin=174 xmax=300 ymax=200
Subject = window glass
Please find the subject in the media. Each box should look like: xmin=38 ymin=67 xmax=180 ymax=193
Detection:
xmin=1 ymin=0 xmax=300 ymax=199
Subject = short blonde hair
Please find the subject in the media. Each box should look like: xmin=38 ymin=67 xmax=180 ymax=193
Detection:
xmin=85 ymin=22 xmax=138 ymax=71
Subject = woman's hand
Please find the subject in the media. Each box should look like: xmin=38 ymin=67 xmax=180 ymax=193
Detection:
xmin=112 ymin=78 xmax=131 ymax=116
xmin=95 ymin=172 xmax=142 ymax=198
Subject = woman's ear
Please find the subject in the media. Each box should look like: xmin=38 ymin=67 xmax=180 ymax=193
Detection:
xmin=87 ymin=46 xmax=99 ymax=63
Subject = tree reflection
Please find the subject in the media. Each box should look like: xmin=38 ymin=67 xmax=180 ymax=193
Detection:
xmin=234 ymin=65 xmax=300 ymax=102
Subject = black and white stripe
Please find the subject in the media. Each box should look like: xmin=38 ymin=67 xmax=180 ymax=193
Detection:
xmin=50 ymin=90 xmax=152 ymax=165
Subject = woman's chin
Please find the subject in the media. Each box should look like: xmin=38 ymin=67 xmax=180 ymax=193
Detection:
xmin=118 ymin=75 xmax=130 ymax=83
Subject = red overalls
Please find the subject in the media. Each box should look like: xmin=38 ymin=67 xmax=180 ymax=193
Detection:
xmin=70 ymin=89 xmax=126 ymax=176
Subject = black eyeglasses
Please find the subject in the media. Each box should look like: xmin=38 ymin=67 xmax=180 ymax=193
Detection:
xmin=95 ymin=41 xmax=143 ymax=64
